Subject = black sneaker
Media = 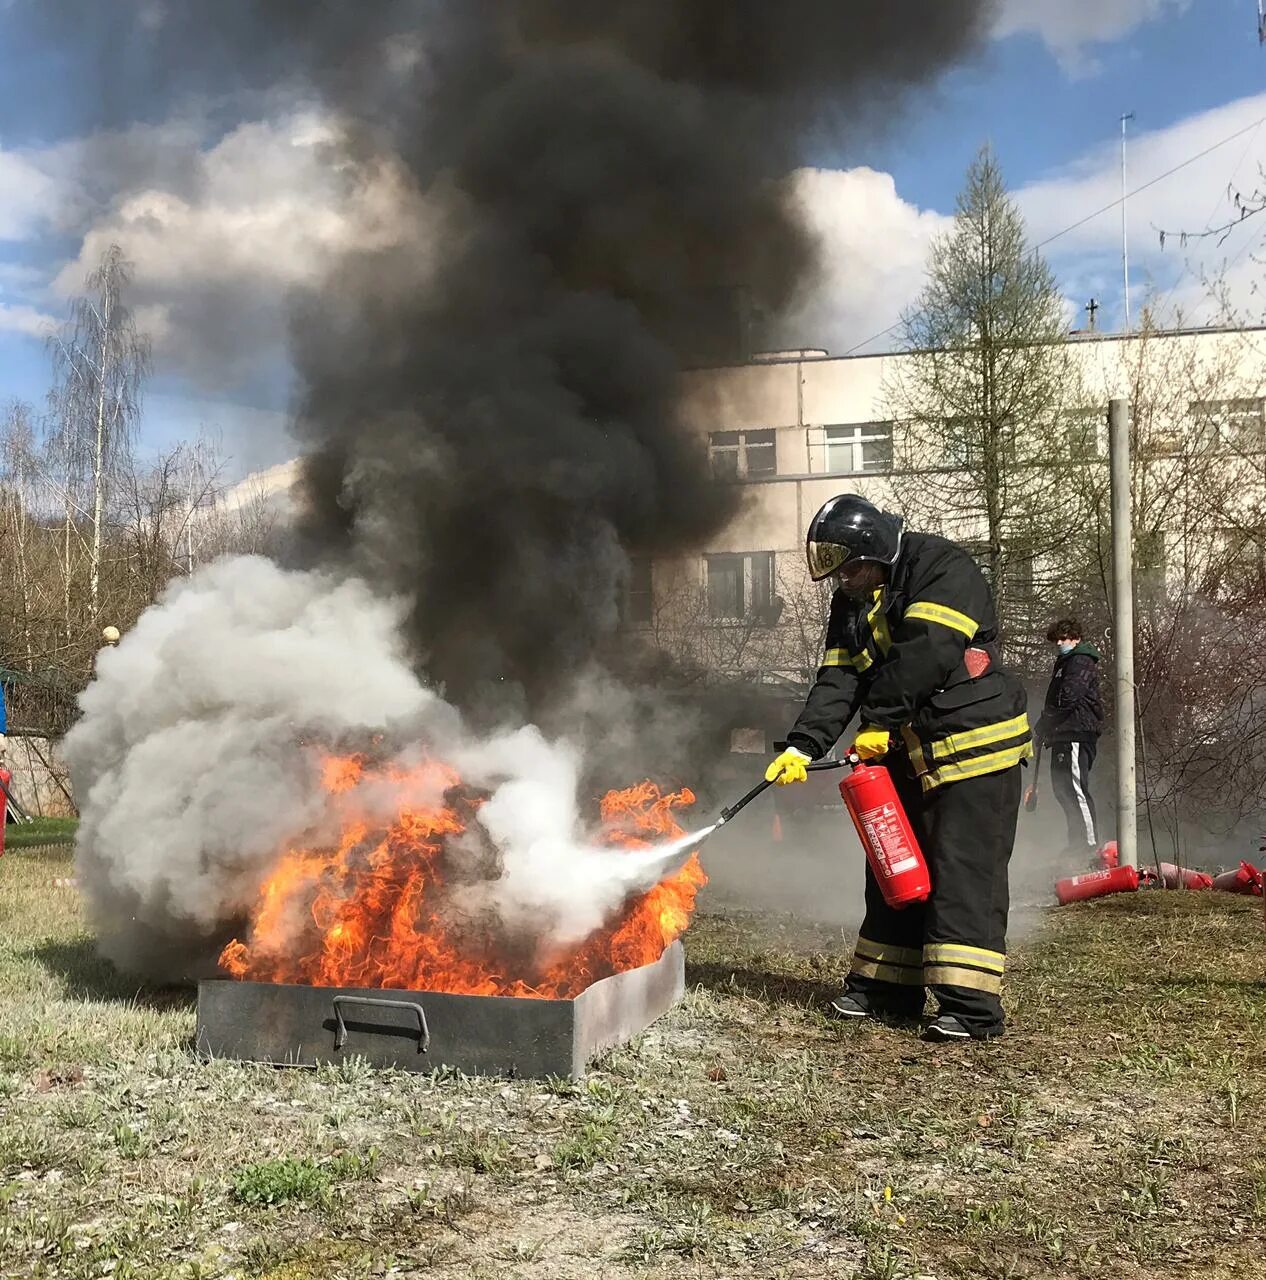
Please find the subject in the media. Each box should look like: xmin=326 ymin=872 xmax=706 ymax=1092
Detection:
xmin=830 ymin=992 xmax=925 ymax=1025
xmin=925 ymin=1014 xmax=1002 ymax=1042
xmin=829 ymin=992 xmax=870 ymax=1019
xmin=924 ymin=1015 xmax=973 ymax=1042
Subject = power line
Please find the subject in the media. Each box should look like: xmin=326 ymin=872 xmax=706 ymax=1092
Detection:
xmin=841 ymin=111 xmax=1266 ymax=357
xmin=1035 ymin=112 xmax=1266 ymax=252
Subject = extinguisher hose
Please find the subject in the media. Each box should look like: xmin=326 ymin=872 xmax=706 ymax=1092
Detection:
xmin=718 ymin=758 xmax=852 ymax=825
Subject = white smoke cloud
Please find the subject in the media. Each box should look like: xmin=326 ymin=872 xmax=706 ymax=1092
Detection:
xmin=68 ymin=556 xmax=693 ymax=980
xmin=0 ymin=144 xmax=58 ymax=240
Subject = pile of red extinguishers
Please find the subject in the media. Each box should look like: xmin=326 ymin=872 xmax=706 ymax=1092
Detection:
xmin=1055 ymin=840 xmax=1264 ymax=906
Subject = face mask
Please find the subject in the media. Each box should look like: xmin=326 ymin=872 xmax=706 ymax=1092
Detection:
xmin=1057 ymin=641 xmax=1076 ymax=656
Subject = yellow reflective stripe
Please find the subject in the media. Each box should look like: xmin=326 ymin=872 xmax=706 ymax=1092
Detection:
xmin=823 ymin=647 xmax=872 ymax=672
xmin=930 ymin=714 xmax=1030 ymax=761
xmin=905 ymin=601 xmax=979 ymax=639
xmin=872 ymin=611 xmax=893 ymax=657
xmin=922 ymin=742 xmax=1033 ymax=790
xmin=924 ymin=943 xmax=1005 ymax=974
xmin=924 ymin=965 xmax=1002 ymax=995
xmin=850 ymin=958 xmax=926 ymax=986
xmin=855 ymin=936 xmax=923 ymax=967
xmin=867 ymin=591 xmax=893 ymax=657
xmin=901 ymin=725 xmax=929 ymax=776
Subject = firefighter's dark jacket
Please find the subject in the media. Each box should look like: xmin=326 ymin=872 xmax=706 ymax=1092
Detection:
xmin=786 ymin=532 xmax=1032 ymax=791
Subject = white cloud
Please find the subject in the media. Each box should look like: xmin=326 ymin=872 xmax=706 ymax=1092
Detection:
xmin=994 ymin=0 xmax=1191 ymax=76
xmin=791 ymin=92 xmax=1266 ymax=350
xmin=49 ymin=112 xmax=421 ymax=389
xmin=0 ymin=146 xmax=58 ymax=240
xmin=782 ymin=167 xmax=950 ymax=354
xmin=1017 ymin=92 xmax=1266 ymax=326
xmin=0 ymin=300 xmax=55 ymax=338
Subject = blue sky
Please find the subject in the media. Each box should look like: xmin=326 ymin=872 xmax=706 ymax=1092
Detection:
xmin=847 ymin=0 xmax=1266 ymax=207
xmin=3 ymin=0 xmax=1266 ymax=479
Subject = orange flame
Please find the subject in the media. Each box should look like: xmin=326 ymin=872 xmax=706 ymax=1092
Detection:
xmin=219 ymin=754 xmax=705 ymax=998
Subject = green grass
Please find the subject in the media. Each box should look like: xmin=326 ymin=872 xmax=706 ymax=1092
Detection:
xmin=4 ymin=815 xmax=78 ymax=851
xmin=231 ymin=1151 xmax=379 ymax=1206
xmin=1 ymin=843 xmax=1264 ymax=1278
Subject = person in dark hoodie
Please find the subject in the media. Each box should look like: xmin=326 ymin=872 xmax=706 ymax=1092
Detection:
xmin=1029 ymin=618 xmax=1105 ymax=860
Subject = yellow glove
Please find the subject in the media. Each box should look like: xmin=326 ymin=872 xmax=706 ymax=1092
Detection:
xmin=765 ymin=747 xmax=811 ymax=786
xmin=852 ymin=727 xmax=891 ymax=761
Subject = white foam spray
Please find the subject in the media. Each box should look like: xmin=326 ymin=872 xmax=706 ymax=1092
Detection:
xmin=67 ymin=556 xmax=697 ymax=980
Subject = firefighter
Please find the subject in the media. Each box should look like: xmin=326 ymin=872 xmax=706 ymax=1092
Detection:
xmin=766 ymin=494 xmax=1031 ymax=1042
xmin=1029 ymin=617 xmax=1104 ymax=863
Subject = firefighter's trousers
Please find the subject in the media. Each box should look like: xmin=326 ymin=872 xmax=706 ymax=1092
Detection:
xmin=1049 ymin=738 xmax=1098 ymax=854
xmin=844 ymin=762 xmax=1022 ymax=1037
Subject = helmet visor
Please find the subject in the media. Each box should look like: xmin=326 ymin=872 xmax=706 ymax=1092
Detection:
xmin=806 ymin=540 xmax=850 ymax=582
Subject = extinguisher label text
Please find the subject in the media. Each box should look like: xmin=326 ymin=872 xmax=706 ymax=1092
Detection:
xmin=858 ymin=803 xmax=918 ymax=878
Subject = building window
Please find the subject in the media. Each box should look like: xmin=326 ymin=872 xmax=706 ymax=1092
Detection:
xmin=822 ymin=422 xmax=893 ymax=474
xmin=708 ymin=429 xmax=777 ymax=480
xmin=1190 ymin=399 xmax=1266 ymax=452
xmin=1137 ymin=530 xmax=1168 ymax=585
xmin=624 ymin=556 xmax=653 ymax=625
xmin=706 ymin=551 xmax=778 ymax=623
xmin=1059 ymin=408 xmax=1104 ymax=458
xmin=943 ymin=416 xmax=1019 ymax=468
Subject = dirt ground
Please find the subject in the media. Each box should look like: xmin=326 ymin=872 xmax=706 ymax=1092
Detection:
xmin=1 ymin=841 xmax=1264 ymax=1279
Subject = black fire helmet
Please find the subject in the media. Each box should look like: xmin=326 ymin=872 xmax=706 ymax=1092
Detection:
xmin=805 ymin=494 xmax=904 ymax=582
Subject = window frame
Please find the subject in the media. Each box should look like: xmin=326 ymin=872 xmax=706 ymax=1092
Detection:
xmin=708 ymin=428 xmax=779 ymax=480
xmin=820 ymin=421 xmax=894 ymax=475
xmin=1189 ymin=398 xmax=1266 ymax=454
xmin=705 ymin=551 xmax=779 ymax=624
xmin=623 ymin=555 xmax=654 ymax=626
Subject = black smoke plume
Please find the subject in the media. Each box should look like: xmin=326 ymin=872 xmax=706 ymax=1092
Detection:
xmin=278 ymin=2 xmax=997 ymax=721
xmin=31 ymin=1 xmax=997 ymax=721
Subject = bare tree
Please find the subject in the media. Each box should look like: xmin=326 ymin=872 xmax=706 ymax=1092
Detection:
xmin=1 ymin=402 xmax=44 ymax=667
xmin=48 ymin=244 xmax=151 ymax=622
xmin=1059 ymin=317 xmax=1266 ymax=856
xmin=635 ymin=556 xmax=830 ymax=689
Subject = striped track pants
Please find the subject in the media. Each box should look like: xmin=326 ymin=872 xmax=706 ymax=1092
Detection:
xmin=1050 ymin=738 xmax=1098 ymax=851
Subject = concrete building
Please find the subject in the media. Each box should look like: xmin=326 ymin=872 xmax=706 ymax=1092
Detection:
xmin=220 ymin=325 xmax=1266 ymax=694
xmin=644 ymin=324 xmax=1266 ymax=692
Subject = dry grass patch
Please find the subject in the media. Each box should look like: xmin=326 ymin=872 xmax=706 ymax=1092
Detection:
xmin=1 ymin=845 xmax=1263 ymax=1278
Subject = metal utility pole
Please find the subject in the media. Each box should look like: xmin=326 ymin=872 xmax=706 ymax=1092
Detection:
xmin=1121 ymin=114 xmax=1135 ymax=331
xmin=1109 ymin=398 xmax=1137 ymax=869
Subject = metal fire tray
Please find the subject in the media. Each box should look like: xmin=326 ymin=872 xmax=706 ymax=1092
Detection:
xmin=196 ymin=941 xmax=684 ymax=1079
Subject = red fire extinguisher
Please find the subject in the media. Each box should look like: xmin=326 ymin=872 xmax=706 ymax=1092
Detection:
xmin=839 ymin=757 xmax=931 ymax=909
xmin=1212 ymin=861 xmax=1263 ymax=895
xmin=1055 ymin=863 xmax=1139 ymax=905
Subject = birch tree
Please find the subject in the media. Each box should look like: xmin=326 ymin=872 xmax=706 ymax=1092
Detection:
xmin=0 ymin=401 xmax=46 ymax=667
xmin=48 ymin=244 xmax=150 ymax=622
